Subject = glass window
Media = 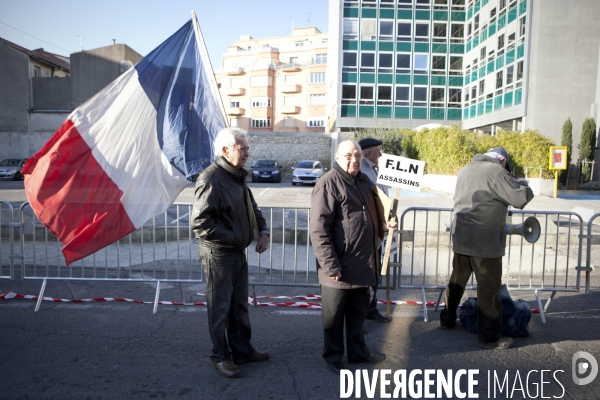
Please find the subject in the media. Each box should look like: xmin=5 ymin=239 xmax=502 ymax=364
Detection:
xmin=413 ymin=86 xmax=427 ymax=105
xmin=380 ymin=20 xmax=394 ymax=40
xmin=490 ymin=7 xmax=497 ymax=18
xmin=471 ymin=85 xmax=476 ymax=99
xmin=496 ymin=71 xmax=503 ymax=89
xmin=361 ymin=52 xmax=376 ymax=72
xmin=397 ymin=53 xmax=411 ymax=73
xmin=360 ymin=86 xmax=374 ymax=104
xmin=251 ymin=118 xmax=271 ymax=128
xmin=378 ymin=86 xmax=392 ymax=104
xmin=414 ymin=54 xmax=429 ymax=73
xmin=448 ymin=88 xmax=462 ymax=103
xmin=433 ymin=23 xmax=447 ymax=38
xmin=432 ymin=55 xmax=446 ymax=70
xmin=451 ymin=24 xmax=464 ymax=40
xmin=506 ymin=65 xmax=514 ymax=85
xmin=398 ymin=22 xmax=412 ymax=42
xmin=449 ymin=56 xmax=462 ymax=71
xmin=344 ymin=19 xmax=358 ymax=38
xmin=251 ymin=97 xmax=271 ymax=107
xmin=380 ymin=0 xmax=394 ymax=7
xmin=516 ymin=61 xmax=524 ymax=81
xmin=415 ymin=23 xmax=429 ymax=41
xmin=230 ymin=100 xmax=240 ymax=107
xmin=431 ymin=87 xmax=445 ymax=103
xmin=473 ymin=14 xmax=479 ymax=31
xmin=362 ymin=19 xmax=377 ymax=41
xmin=315 ymin=54 xmax=327 ymax=64
xmin=398 ymin=0 xmax=412 ymax=8
xmin=480 ymin=46 xmax=486 ymax=61
xmin=508 ymin=32 xmax=516 ymax=49
xmin=478 ymin=79 xmax=485 ymax=96
xmin=500 ymin=0 xmax=506 ymax=9
xmin=342 ymin=85 xmax=357 ymax=99
xmin=309 ymin=72 xmax=326 ymax=83
xmin=309 ymin=94 xmax=326 ymax=105
xmin=343 ymin=52 xmax=358 ymax=70
xmin=379 ymin=53 xmax=393 ymax=73
xmin=519 ymin=16 xmax=526 ymax=37
xmin=396 ymin=86 xmax=409 ymax=106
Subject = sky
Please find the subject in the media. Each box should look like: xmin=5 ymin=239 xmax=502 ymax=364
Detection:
xmin=0 ymin=0 xmax=329 ymax=69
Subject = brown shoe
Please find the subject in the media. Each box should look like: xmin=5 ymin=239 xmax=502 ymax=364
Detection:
xmin=478 ymin=337 xmax=514 ymax=350
xmin=212 ymin=359 xmax=241 ymax=378
xmin=235 ymin=350 xmax=270 ymax=364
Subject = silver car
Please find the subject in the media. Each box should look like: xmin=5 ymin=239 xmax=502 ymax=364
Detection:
xmin=291 ymin=160 xmax=327 ymax=186
xmin=0 ymin=159 xmax=28 ymax=180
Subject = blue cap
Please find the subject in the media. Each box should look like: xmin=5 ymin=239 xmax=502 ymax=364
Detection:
xmin=486 ymin=147 xmax=511 ymax=173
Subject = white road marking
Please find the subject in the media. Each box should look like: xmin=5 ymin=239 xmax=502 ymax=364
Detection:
xmin=258 ymin=188 xmax=271 ymax=196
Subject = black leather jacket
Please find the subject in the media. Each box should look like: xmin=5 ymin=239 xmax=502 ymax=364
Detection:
xmin=192 ymin=156 xmax=267 ymax=251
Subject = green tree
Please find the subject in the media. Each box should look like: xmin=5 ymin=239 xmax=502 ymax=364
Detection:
xmin=580 ymin=118 xmax=597 ymax=182
xmin=355 ymin=127 xmax=405 ymax=156
xmin=560 ymin=118 xmax=572 ymax=185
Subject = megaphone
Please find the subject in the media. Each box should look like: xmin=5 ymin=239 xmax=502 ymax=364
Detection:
xmin=506 ymin=216 xmax=541 ymax=243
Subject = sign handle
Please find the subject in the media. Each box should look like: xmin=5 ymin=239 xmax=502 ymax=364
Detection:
xmin=382 ymin=187 xmax=400 ymax=316
xmin=553 ymin=170 xmax=558 ymax=198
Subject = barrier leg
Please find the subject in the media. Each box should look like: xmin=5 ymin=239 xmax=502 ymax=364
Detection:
xmin=153 ymin=281 xmax=161 ymax=315
xmin=535 ymin=289 xmax=546 ymax=324
xmin=35 ymin=279 xmax=47 ymax=312
xmin=543 ymin=291 xmax=557 ymax=313
xmin=179 ymin=282 xmax=184 ymax=303
xmin=66 ymin=281 xmax=76 ymax=300
xmin=421 ymin=287 xmax=428 ymax=322
xmin=252 ymin=285 xmax=257 ymax=307
xmin=435 ymin=288 xmax=444 ymax=312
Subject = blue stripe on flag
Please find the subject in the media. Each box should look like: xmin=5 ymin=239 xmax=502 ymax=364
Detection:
xmin=134 ymin=19 xmax=226 ymax=180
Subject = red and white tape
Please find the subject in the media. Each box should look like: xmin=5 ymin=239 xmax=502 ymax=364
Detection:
xmin=0 ymin=291 xmax=539 ymax=313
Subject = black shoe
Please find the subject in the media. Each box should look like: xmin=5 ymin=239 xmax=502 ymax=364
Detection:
xmin=327 ymin=361 xmax=345 ymax=374
xmin=479 ymin=337 xmax=514 ymax=350
xmin=234 ymin=350 xmax=270 ymax=364
xmin=348 ymin=354 xmax=386 ymax=364
xmin=440 ymin=322 xmax=455 ymax=330
xmin=367 ymin=312 xmax=392 ymax=323
xmin=212 ymin=359 xmax=241 ymax=378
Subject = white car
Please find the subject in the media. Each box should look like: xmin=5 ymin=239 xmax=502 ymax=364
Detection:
xmin=291 ymin=160 xmax=327 ymax=186
xmin=0 ymin=159 xmax=28 ymax=180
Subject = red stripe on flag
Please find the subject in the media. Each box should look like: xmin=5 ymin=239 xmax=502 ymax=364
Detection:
xmin=23 ymin=120 xmax=136 ymax=265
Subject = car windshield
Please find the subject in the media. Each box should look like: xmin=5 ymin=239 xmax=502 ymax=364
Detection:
xmin=0 ymin=159 xmax=21 ymax=167
xmin=296 ymin=161 xmax=316 ymax=169
xmin=256 ymin=161 xmax=276 ymax=168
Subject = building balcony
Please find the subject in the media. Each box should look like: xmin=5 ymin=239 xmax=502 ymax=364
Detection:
xmin=281 ymin=106 xmax=300 ymax=114
xmin=281 ymin=64 xmax=301 ymax=72
xmin=281 ymin=85 xmax=301 ymax=93
xmin=227 ymin=68 xmax=245 ymax=76
xmin=226 ymin=87 xmax=246 ymax=96
xmin=227 ymin=107 xmax=245 ymax=116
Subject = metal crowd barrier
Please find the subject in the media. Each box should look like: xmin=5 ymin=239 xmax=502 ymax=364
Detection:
xmin=583 ymin=213 xmax=600 ymax=294
xmin=1 ymin=200 xmax=597 ymax=319
xmin=392 ymin=207 xmax=587 ymax=323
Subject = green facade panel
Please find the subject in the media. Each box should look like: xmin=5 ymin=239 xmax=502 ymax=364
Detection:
xmin=341 ymin=105 xmax=356 ymax=117
xmin=415 ymin=43 xmax=430 ymax=52
xmin=362 ymin=8 xmax=377 ymax=18
xmin=466 ymin=41 xmax=472 ymax=52
xmin=477 ymin=102 xmax=484 ymax=115
xmin=431 ymin=76 xmax=446 ymax=85
xmin=517 ymin=44 xmax=525 ymax=59
xmin=361 ymin=41 xmax=376 ymax=50
xmin=519 ymin=0 xmax=527 ymax=15
xmin=449 ymin=76 xmax=463 ymax=86
xmin=508 ymin=7 xmax=517 ymax=23
xmin=380 ymin=9 xmax=395 ymax=19
xmin=450 ymin=44 xmax=464 ymax=54
xmin=430 ymin=108 xmax=445 ymax=120
xmin=494 ymin=96 xmax=503 ymax=110
xmin=414 ymin=75 xmax=428 ymax=85
xmin=398 ymin=10 xmax=413 ymax=20
xmin=415 ymin=11 xmax=431 ymax=20
xmin=489 ymin=22 xmax=496 ymax=36
xmin=433 ymin=11 xmax=449 ymax=21
xmin=465 ymin=74 xmax=470 ymax=85
xmin=343 ymin=40 xmax=358 ymax=50
xmin=359 ymin=106 xmax=374 ymax=118
xmin=360 ymin=73 xmax=376 ymax=83
xmin=377 ymin=106 xmax=393 ymax=118
xmin=432 ymin=43 xmax=447 ymax=53
xmin=395 ymin=107 xmax=410 ymax=119
xmin=506 ymin=49 xmax=515 ymax=65
xmin=397 ymin=42 xmax=412 ymax=52
xmin=379 ymin=74 xmax=393 ymax=84
xmin=485 ymin=99 xmax=493 ymax=113
xmin=343 ymin=7 xmax=359 ymax=18
xmin=474 ymin=0 xmax=481 ymax=13
xmin=469 ymin=105 xmax=476 ymax=118
xmin=515 ymin=88 xmax=523 ymax=105
xmin=463 ymin=108 xmax=469 ymax=119
xmin=451 ymin=11 xmax=466 ymax=21
xmin=396 ymin=74 xmax=411 ymax=84
xmin=487 ymin=61 xmax=494 ymax=75
xmin=413 ymin=108 xmax=428 ymax=119
xmin=379 ymin=42 xmax=394 ymax=51
xmin=498 ymin=15 xmax=507 ymax=29
xmin=448 ymin=108 xmax=462 ymax=120
xmin=342 ymin=72 xmax=357 ymax=83
xmin=504 ymin=91 xmax=513 ymax=107
xmin=496 ymin=56 xmax=504 ymax=70
xmin=473 ymin=35 xmax=479 ymax=47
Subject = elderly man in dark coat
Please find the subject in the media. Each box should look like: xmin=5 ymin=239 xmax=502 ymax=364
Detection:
xmin=310 ymin=140 xmax=396 ymax=374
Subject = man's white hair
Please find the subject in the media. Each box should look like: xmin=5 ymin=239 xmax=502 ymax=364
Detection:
xmin=214 ymin=127 xmax=248 ymax=157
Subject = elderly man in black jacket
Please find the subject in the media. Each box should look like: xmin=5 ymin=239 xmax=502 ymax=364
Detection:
xmin=192 ymin=127 xmax=271 ymax=378
xmin=310 ymin=140 xmax=396 ymax=374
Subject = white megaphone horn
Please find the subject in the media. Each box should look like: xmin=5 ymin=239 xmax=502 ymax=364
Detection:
xmin=506 ymin=216 xmax=541 ymax=243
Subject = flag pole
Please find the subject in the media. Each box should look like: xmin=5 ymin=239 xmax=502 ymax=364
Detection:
xmin=191 ymin=10 xmax=229 ymax=127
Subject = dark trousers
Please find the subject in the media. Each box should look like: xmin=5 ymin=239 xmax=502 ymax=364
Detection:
xmin=440 ymin=253 xmax=503 ymax=343
xmin=368 ymin=285 xmax=380 ymax=316
xmin=321 ymin=285 xmax=371 ymax=364
xmin=199 ymin=245 xmax=255 ymax=362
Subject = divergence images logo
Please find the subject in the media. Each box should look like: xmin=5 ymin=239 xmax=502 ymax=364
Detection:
xmin=572 ymin=351 xmax=598 ymax=386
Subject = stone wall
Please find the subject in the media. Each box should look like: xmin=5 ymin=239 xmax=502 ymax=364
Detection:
xmin=246 ymin=131 xmax=332 ymax=177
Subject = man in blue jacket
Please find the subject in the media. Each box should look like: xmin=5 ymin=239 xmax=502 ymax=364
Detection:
xmin=440 ymin=147 xmax=534 ymax=349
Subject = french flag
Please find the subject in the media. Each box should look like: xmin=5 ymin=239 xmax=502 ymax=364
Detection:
xmin=22 ymin=14 xmax=226 ymax=265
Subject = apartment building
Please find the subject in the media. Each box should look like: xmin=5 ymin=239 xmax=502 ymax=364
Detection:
xmin=214 ymin=27 xmax=329 ymax=132
xmin=327 ymin=0 xmax=600 ymax=151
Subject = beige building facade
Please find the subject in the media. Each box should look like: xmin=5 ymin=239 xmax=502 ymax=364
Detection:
xmin=214 ymin=27 xmax=329 ymax=133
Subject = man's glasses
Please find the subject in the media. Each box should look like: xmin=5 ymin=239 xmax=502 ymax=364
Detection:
xmin=336 ymin=153 xmax=362 ymax=161
xmin=235 ymin=146 xmax=250 ymax=153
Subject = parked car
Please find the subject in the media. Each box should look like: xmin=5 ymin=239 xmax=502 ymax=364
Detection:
xmin=291 ymin=160 xmax=327 ymax=186
xmin=251 ymin=160 xmax=283 ymax=183
xmin=0 ymin=159 xmax=28 ymax=180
